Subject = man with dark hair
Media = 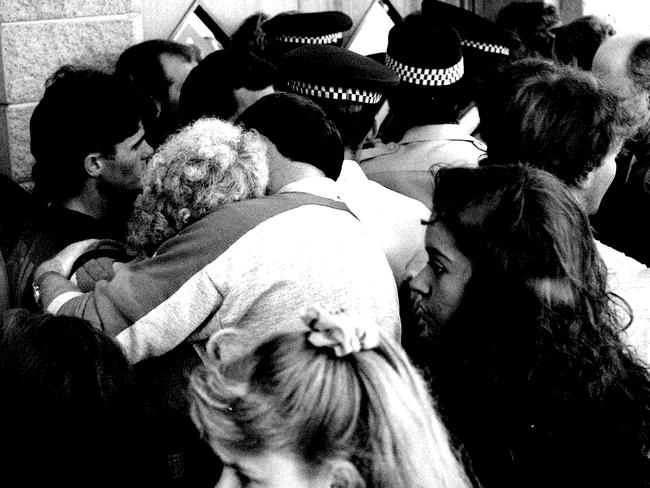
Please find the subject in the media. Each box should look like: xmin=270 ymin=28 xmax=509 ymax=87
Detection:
xmin=7 ymin=65 xmax=153 ymax=310
xmin=32 ymin=114 xmax=400 ymax=364
xmin=477 ymin=58 xmax=650 ymax=364
xmin=478 ymin=59 xmax=622 ymax=212
xmin=179 ymin=49 xmax=276 ymax=124
xmin=116 ymin=39 xmax=200 ymax=147
xmin=238 ymin=92 xmax=344 ymax=182
xmin=591 ymin=34 xmax=650 ymax=267
xmin=360 ymin=16 xmax=486 ymax=210
xmin=278 ymin=46 xmax=430 ymax=285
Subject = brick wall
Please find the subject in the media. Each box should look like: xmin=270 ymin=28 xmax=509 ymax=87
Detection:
xmin=0 ymin=0 xmax=143 ymax=184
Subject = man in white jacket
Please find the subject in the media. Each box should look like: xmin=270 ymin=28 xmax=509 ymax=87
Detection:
xmin=277 ymin=45 xmax=430 ymax=286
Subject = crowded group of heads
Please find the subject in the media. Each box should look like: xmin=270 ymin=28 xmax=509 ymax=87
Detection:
xmin=2 ymin=1 xmax=650 ymax=487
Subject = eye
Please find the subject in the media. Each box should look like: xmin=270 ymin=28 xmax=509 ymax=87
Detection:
xmin=429 ymin=260 xmax=446 ymax=277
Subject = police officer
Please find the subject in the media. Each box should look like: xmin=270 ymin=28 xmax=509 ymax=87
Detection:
xmin=360 ymin=14 xmax=486 ymax=209
xmin=278 ymin=43 xmax=431 ymax=285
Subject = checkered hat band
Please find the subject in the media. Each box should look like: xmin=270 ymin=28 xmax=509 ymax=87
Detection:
xmin=276 ymin=32 xmax=343 ymax=44
xmin=461 ymin=39 xmax=510 ymax=56
xmin=385 ymin=55 xmax=464 ymax=86
xmin=287 ymin=80 xmax=383 ymax=104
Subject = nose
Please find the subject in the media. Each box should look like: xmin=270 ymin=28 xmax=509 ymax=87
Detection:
xmin=409 ymin=265 xmax=432 ymax=296
xmin=403 ymin=249 xmax=428 ymax=283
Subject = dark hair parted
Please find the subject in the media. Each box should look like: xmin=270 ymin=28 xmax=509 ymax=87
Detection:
xmin=115 ymin=39 xmax=200 ymax=107
xmin=179 ymin=49 xmax=276 ymax=124
xmin=30 ymin=65 xmax=152 ymax=204
xmin=238 ymin=92 xmax=344 ymax=180
xmin=426 ymin=165 xmax=650 ymax=487
xmin=477 ymin=59 xmax=625 ymax=187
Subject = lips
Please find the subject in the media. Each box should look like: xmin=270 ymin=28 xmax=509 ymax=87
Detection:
xmin=410 ymin=293 xmax=426 ymax=318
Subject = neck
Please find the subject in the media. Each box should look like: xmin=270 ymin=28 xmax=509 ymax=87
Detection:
xmin=62 ymin=181 xmax=109 ymax=220
xmin=268 ymin=160 xmax=326 ymax=194
xmin=344 ymin=147 xmax=358 ymax=162
xmin=571 ymin=186 xmax=596 ymax=216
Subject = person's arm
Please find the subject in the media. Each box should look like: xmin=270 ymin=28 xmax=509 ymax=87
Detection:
xmin=33 ymin=239 xmax=99 ymax=312
xmin=34 ymin=227 xmax=227 ymax=363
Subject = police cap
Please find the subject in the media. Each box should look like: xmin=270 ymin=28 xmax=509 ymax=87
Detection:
xmin=279 ymin=45 xmax=399 ymax=105
xmin=386 ymin=15 xmax=464 ymax=88
xmin=262 ymin=11 xmax=353 ymax=46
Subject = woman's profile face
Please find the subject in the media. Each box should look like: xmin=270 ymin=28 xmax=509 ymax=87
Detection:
xmin=214 ymin=447 xmax=331 ymax=488
xmin=408 ymin=221 xmax=473 ymax=339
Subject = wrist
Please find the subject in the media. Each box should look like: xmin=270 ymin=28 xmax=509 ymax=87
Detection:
xmin=33 ymin=270 xmax=66 ymax=307
xmin=33 ymin=270 xmax=65 ymax=288
xmin=34 ymin=261 xmax=66 ymax=283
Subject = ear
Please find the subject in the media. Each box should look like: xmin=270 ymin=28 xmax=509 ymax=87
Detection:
xmin=84 ymin=153 xmax=103 ymax=178
xmin=322 ymin=459 xmax=364 ymax=488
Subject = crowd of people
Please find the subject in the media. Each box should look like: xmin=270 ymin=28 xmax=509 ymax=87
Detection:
xmin=1 ymin=1 xmax=650 ymax=487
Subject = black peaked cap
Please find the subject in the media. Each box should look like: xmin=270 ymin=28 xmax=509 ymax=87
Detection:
xmin=422 ymin=0 xmax=511 ymax=57
xmin=262 ymin=11 xmax=353 ymax=43
xmin=279 ymin=45 xmax=399 ymax=104
xmin=387 ymin=16 xmax=464 ymax=87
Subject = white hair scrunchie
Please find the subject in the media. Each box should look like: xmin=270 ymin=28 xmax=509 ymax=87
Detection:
xmin=300 ymin=305 xmax=381 ymax=357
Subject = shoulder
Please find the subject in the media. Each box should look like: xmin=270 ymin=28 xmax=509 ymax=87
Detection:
xmin=596 ymin=239 xmax=648 ymax=278
xmin=159 ymin=193 xmax=353 ymax=259
xmin=359 ymin=141 xmax=400 ymax=161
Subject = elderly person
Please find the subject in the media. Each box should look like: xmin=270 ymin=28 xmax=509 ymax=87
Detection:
xmin=33 ymin=115 xmax=399 ymax=365
xmin=127 ymin=118 xmax=268 ymax=256
xmin=32 ymin=114 xmax=401 ymax=483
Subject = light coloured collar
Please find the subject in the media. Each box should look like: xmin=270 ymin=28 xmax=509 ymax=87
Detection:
xmin=276 ymin=176 xmax=342 ymax=201
xmin=337 ymin=160 xmax=367 ymax=185
xmin=400 ymin=124 xmax=482 ymax=145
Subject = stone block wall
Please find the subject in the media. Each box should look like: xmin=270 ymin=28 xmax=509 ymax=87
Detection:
xmin=0 ymin=0 xmax=143 ymax=183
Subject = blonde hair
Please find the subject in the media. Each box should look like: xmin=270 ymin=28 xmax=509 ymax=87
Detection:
xmin=127 ymin=118 xmax=268 ymax=255
xmin=190 ymin=327 xmax=469 ymax=488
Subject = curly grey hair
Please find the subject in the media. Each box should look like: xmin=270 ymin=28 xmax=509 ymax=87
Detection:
xmin=127 ymin=118 xmax=268 ymax=255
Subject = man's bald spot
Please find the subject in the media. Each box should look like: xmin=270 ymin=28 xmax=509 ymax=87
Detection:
xmin=593 ymin=33 xmax=649 ymax=85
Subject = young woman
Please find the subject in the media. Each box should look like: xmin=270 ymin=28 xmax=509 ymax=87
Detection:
xmin=408 ymin=164 xmax=650 ymax=487
xmin=190 ymin=305 xmax=469 ymax=488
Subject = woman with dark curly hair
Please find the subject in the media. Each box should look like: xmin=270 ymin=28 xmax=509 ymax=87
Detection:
xmin=407 ymin=164 xmax=650 ymax=488
xmin=476 ymin=58 xmax=650 ymax=365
